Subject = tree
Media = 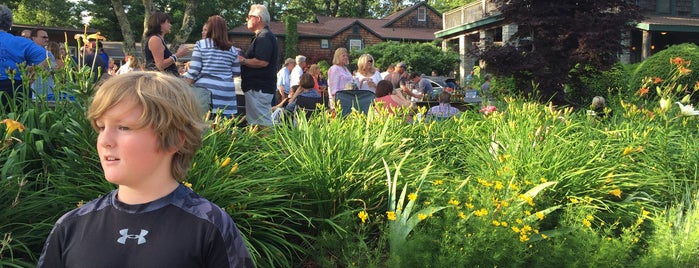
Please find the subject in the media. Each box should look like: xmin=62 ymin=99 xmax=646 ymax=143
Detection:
xmin=11 ymin=0 xmax=83 ymax=27
xmin=284 ymin=16 xmax=298 ymax=60
xmin=478 ymin=0 xmax=643 ymax=105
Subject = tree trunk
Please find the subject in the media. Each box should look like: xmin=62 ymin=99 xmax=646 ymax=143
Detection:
xmin=142 ymin=0 xmax=155 ymax=41
xmin=110 ymin=0 xmax=136 ymax=57
xmin=171 ymin=0 xmax=199 ymax=49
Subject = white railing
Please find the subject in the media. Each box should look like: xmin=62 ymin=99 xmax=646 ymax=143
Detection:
xmin=443 ymin=1 xmax=502 ymax=30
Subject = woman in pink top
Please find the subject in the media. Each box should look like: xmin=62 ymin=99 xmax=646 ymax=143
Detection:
xmin=374 ymin=80 xmax=412 ymax=114
xmin=327 ymin=48 xmax=353 ymax=108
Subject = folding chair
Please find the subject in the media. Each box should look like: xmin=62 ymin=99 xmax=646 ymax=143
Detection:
xmin=335 ymin=90 xmax=375 ymax=117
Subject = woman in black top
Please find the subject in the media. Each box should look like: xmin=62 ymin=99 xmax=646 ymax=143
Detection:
xmin=144 ymin=12 xmax=188 ymax=76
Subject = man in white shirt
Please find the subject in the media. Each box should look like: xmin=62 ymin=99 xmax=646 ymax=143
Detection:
xmin=381 ymin=63 xmax=394 ymax=80
xmin=276 ymin=58 xmax=295 ymax=105
xmin=289 ymin=55 xmax=306 ymax=87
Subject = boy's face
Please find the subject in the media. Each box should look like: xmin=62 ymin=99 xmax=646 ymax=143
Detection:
xmin=95 ymin=98 xmax=177 ymax=188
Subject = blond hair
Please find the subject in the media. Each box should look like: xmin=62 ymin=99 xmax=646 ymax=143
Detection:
xmin=87 ymin=71 xmax=206 ymax=180
xmin=356 ymin=54 xmax=376 ymax=77
xmin=332 ymin=47 xmax=348 ymax=66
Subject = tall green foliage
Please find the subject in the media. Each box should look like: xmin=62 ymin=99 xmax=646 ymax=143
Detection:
xmin=284 ymin=16 xmax=299 ymax=60
xmin=354 ymin=41 xmax=460 ymax=76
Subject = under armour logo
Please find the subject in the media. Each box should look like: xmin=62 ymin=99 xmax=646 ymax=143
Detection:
xmin=117 ymin=229 xmax=148 ymax=245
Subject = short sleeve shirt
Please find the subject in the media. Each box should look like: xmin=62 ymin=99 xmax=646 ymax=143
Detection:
xmin=241 ymin=26 xmax=279 ymax=94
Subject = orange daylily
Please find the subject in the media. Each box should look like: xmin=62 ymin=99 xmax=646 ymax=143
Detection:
xmin=671 ymin=57 xmax=686 ymax=66
xmin=638 ymin=87 xmax=649 ymax=96
xmin=652 ymin=77 xmax=663 ymax=84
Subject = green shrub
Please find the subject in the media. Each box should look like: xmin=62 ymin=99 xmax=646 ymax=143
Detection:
xmin=629 ymin=43 xmax=699 ymax=97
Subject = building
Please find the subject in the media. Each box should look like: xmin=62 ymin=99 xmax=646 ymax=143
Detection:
xmin=435 ymin=0 xmax=699 ymax=85
xmin=228 ymin=1 xmax=443 ymax=66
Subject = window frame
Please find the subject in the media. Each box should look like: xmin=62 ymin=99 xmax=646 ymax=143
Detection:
xmin=417 ymin=6 xmax=427 ymax=22
xmin=349 ymin=39 xmax=363 ymax=51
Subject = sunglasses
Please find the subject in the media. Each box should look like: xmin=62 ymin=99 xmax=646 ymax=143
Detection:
xmin=368 ymin=59 xmax=373 ymax=63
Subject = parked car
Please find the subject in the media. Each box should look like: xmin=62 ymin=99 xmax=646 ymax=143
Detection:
xmin=421 ymin=76 xmax=460 ymax=92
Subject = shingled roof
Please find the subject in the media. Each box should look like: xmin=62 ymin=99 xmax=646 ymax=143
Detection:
xmin=229 ymin=2 xmax=440 ymax=41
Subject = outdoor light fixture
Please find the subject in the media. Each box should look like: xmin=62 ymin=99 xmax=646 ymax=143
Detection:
xmin=660 ymin=32 xmax=667 ymax=35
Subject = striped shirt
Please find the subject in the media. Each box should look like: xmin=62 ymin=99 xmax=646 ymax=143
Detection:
xmin=184 ymin=39 xmax=241 ymax=117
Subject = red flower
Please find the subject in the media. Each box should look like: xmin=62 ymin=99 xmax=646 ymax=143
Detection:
xmin=480 ymin=105 xmax=497 ymax=116
xmin=652 ymin=77 xmax=663 ymax=84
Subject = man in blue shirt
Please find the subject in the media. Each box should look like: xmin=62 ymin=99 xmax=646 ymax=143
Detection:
xmin=409 ymin=72 xmax=434 ymax=99
xmin=0 ymin=5 xmax=48 ymax=112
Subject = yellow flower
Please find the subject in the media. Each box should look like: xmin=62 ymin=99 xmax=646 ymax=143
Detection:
xmin=511 ymin=226 xmax=520 ymax=233
xmin=492 ymin=220 xmax=501 ymax=226
xmin=358 ymin=211 xmax=368 ymax=223
xmin=519 ymin=234 xmax=530 ymax=242
xmin=458 ymin=211 xmax=466 ymax=219
xmin=541 ymin=234 xmax=549 ymax=239
xmin=516 ymin=219 xmax=523 ymax=224
xmin=586 ymin=215 xmax=594 ymax=221
xmin=494 ymin=181 xmax=504 ymax=190
xmin=432 ymin=179 xmax=444 ymax=186
xmin=622 ymin=146 xmax=634 ymax=156
xmin=2 ymin=119 xmax=25 ymax=135
xmin=417 ymin=213 xmax=427 ymax=220
xmin=464 ymin=202 xmax=474 ymax=209
xmin=386 ymin=211 xmax=396 ymax=221
xmin=518 ymin=194 xmax=534 ymax=206
xmin=536 ymin=212 xmax=545 ymax=220
xmin=229 ymin=162 xmax=239 ymax=174
xmin=448 ymin=198 xmax=460 ymax=206
xmin=408 ymin=192 xmax=418 ymax=201
xmin=500 ymin=221 xmax=508 ymax=227
xmin=183 ymin=181 xmax=193 ymax=189
xmin=540 ymin=177 xmax=547 ymax=183
xmin=474 ymin=208 xmax=488 ymax=217
xmin=220 ymin=157 xmax=231 ymax=168
xmin=609 ymin=188 xmax=622 ymax=199
xmin=569 ymin=197 xmax=579 ymax=204
xmin=582 ymin=218 xmax=592 ymax=228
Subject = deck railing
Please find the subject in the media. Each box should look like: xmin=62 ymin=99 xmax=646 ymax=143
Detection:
xmin=443 ymin=1 xmax=502 ymax=30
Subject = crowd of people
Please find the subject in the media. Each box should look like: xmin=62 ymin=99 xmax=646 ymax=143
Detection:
xmin=2 ymin=3 xmax=467 ymax=124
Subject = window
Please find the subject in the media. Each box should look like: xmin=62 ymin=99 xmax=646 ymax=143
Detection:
xmin=349 ymin=39 xmax=363 ymax=51
xmin=320 ymin=39 xmax=329 ymax=49
xmin=417 ymin=6 xmax=426 ymax=22
xmin=693 ymin=0 xmax=699 ymax=15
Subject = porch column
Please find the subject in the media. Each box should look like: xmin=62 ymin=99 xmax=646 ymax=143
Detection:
xmin=502 ymin=23 xmax=518 ymax=45
xmin=479 ymin=30 xmax=493 ymax=49
xmin=459 ymin=35 xmax=467 ymax=85
xmin=619 ymin=31 xmax=631 ymax=64
xmin=642 ymin=30 xmax=652 ymax=60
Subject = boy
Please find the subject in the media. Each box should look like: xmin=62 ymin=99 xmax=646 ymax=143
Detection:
xmin=37 ymin=72 xmax=253 ymax=267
